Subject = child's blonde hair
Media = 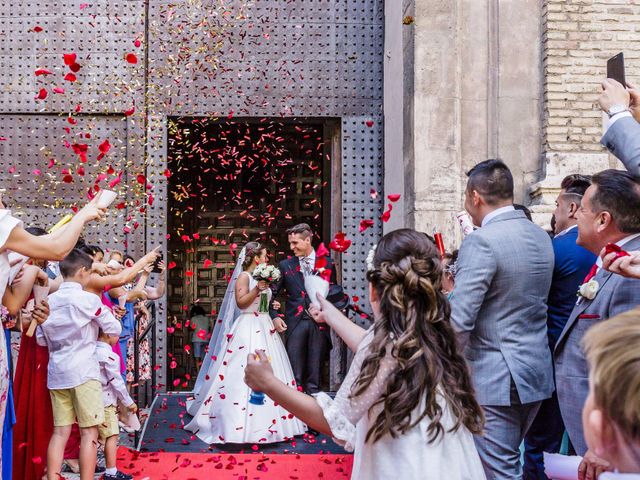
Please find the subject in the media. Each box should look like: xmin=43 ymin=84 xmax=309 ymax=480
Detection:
xmin=582 ymin=308 xmax=640 ymax=443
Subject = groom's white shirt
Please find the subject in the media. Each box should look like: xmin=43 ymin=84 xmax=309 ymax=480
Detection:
xmin=299 ymin=249 xmax=316 ymax=276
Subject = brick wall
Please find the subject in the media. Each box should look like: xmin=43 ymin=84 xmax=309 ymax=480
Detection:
xmin=543 ymin=0 xmax=640 ymax=153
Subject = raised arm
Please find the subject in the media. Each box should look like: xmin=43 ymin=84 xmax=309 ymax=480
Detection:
xmin=309 ymin=295 xmax=366 ymax=352
xmin=601 ymin=115 xmax=640 ymax=177
xmin=450 ymin=233 xmax=497 ymax=349
xmin=141 ymin=262 xmax=166 ymax=300
xmin=4 ymin=197 xmax=106 ymax=260
xmin=89 ymin=248 xmax=160 ymax=291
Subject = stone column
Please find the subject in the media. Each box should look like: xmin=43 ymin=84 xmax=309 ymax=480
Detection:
xmin=386 ymin=0 xmax=545 ymax=246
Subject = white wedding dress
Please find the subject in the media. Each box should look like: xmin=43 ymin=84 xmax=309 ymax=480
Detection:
xmin=185 ymin=271 xmax=306 ymax=444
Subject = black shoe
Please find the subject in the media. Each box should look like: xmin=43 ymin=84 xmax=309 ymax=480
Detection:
xmin=103 ymin=471 xmax=133 ymax=480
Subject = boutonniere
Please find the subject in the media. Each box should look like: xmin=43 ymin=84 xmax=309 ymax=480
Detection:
xmin=578 ymin=279 xmax=599 ymax=300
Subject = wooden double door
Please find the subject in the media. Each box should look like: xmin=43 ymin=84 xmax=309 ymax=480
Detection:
xmin=166 ymin=117 xmax=339 ymax=391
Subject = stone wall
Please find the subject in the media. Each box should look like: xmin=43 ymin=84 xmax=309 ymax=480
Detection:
xmin=385 ymin=0 xmax=544 ymax=246
xmin=530 ymin=0 xmax=640 ymax=227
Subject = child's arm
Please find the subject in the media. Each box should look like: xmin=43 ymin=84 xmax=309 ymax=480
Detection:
xmin=35 ymin=324 xmax=47 ymax=347
xmin=104 ymin=354 xmax=134 ymax=407
xmin=93 ymin=299 xmax=122 ymax=337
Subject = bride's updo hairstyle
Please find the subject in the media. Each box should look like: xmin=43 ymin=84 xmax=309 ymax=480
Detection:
xmin=357 ymin=228 xmax=483 ymax=443
xmin=242 ymin=241 xmax=265 ymax=270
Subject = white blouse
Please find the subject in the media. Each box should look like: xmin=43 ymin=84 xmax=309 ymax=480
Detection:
xmin=0 ymin=210 xmax=22 ymax=303
xmin=316 ymin=328 xmax=486 ymax=480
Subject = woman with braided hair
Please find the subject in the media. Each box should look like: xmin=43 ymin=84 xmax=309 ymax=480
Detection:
xmin=245 ymin=228 xmax=485 ymax=479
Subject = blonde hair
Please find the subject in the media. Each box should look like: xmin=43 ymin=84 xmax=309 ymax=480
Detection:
xmin=582 ymin=308 xmax=640 ymax=443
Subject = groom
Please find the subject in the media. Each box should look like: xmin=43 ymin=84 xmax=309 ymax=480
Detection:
xmin=271 ymin=223 xmax=336 ymax=394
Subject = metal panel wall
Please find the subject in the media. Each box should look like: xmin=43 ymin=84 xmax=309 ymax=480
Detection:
xmin=0 ymin=1 xmax=146 ymax=252
xmin=0 ymin=0 xmax=384 ymax=390
xmin=146 ymin=0 xmax=384 ymax=388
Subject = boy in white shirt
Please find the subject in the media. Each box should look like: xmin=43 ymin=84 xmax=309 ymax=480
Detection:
xmin=37 ymin=249 xmax=122 ymax=480
xmin=96 ymin=330 xmax=137 ymax=480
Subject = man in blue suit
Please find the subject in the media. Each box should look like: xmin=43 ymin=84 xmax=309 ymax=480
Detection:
xmin=523 ymin=175 xmax=596 ymax=479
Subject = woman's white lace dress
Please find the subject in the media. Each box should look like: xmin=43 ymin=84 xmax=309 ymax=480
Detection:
xmin=316 ymin=328 xmax=486 ymax=480
xmin=185 ymin=272 xmax=306 ymax=444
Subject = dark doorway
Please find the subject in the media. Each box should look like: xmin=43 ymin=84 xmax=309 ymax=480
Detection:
xmin=165 ymin=117 xmax=339 ymax=391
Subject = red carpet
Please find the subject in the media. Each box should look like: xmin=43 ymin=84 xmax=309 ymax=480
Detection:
xmin=117 ymin=447 xmax=353 ymax=479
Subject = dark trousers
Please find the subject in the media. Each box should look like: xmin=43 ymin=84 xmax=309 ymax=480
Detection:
xmin=523 ymin=391 xmax=565 ymax=480
xmin=285 ymin=319 xmax=330 ymax=394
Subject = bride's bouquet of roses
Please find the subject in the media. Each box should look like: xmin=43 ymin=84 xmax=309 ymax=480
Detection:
xmin=253 ymin=264 xmax=281 ymax=313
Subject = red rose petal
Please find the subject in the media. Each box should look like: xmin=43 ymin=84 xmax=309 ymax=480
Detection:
xmin=69 ymin=62 xmax=81 ymax=73
xmin=125 ymin=53 xmax=138 ymax=64
xmin=64 ymin=72 xmax=77 ymax=82
xmin=35 ymin=88 xmax=47 ymax=100
xmin=381 ymin=203 xmax=393 ymax=223
xmin=359 ymin=219 xmax=374 ymax=233
xmin=98 ymin=139 xmax=111 ymax=154
xmin=63 ymin=53 xmax=77 ymax=66
xmin=34 ymin=68 xmax=53 ymax=76
xmin=316 ymin=242 xmax=330 ymax=257
xmin=33 ymin=26 xmax=43 ymax=33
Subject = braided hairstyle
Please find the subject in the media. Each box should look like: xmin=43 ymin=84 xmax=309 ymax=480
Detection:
xmin=242 ymin=241 xmax=265 ymax=270
xmin=355 ymin=228 xmax=484 ymax=443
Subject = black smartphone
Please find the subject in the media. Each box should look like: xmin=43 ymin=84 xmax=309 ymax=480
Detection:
xmin=607 ymin=52 xmax=626 ymax=86
xmin=152 ymin=253 xmax=163 ymax=273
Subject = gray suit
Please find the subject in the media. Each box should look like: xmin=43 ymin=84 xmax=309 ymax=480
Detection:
xmin=451 ymin=209 xmax=555 ymax=479
xmin=601 ymin=116 xmax=640 ymax=176
xmin=555 ymin=234 xmax=640 ymax=455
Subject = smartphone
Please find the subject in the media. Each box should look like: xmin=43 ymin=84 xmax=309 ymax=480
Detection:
xmin=151 ymin=253 xmax=164 ymax=273
xmin=604 ymin=242 xmax=629 ymax=259
xmin=607 ymin=52 xmax=626 ymax=86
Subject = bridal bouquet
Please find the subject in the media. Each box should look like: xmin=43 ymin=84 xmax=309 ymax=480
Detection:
xmin=253 ymin=264 xmax=281 ymax=313
xmin=253 ymin=264 xmax=281 ymax=283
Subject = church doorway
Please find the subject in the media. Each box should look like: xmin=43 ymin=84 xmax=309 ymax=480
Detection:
xmin=165 ymin=117 xmax=340 ymax=391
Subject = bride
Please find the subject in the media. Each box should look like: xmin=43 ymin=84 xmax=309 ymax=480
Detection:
xmin=185 ymin=242 xmax=306 ymax=444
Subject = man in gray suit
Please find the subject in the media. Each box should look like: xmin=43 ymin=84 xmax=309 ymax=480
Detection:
xmin=451 ymin=160 xmax=555 ymax=480
xmin=555 ymin=169 xmax=640 ymax=477
xmin=599 ymin=78 xmax=640 ymax=176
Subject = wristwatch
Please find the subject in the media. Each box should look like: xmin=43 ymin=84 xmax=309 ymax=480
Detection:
xmin=607 ymin=104 xmax=629 ymax=118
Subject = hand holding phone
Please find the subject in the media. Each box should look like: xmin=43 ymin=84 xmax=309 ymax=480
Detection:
xmin=607 ymin=52 xmax=626 ymax=86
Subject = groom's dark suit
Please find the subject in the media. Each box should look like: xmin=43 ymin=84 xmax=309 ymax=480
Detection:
xmin=271 ymin=254 xmax=336 ymax=394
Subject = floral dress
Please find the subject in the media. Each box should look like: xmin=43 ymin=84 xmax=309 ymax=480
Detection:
xmin=126 ymin=305 xmax=151 ymax=382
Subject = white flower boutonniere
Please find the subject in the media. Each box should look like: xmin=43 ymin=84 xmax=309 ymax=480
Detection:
xmin=578 ymin=279 xmax=599 ymax=300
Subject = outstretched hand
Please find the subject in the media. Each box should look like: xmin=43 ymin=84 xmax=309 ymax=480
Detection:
xmin=244 ymin=350 xmax=275 ymax=392
xmin=308 ymin=293 xmax=340 ymax=325
xmin=77 ymin=193 xmax=107 ymax=224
